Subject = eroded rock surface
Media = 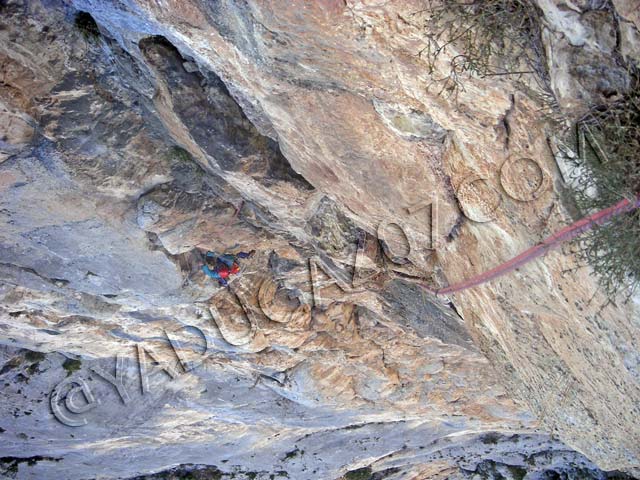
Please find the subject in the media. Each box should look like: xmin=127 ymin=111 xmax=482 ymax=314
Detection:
xmin=0 ymin=0 xmax=639 ymax=479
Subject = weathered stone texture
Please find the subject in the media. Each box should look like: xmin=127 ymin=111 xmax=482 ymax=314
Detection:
xmin=0 ymin=0 xmax=639 ymax=478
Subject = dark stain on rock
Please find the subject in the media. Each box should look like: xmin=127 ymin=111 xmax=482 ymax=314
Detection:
xmin=268 ymin=250 xmax=303 ymax=275
xmin=74 ymin=11 xmax=100 ymax=40
xmin=306 ymin=196 xmax=359 ymax=255
xmin=381 ymin=279 xmax=475 ymax=350
xmin=0 ymin=456 xmax=62 ymax=477
xmin=139 ymin=35 xmax=313 ymax=191
xmin=127 ymin=464 xmax=225 ymax=479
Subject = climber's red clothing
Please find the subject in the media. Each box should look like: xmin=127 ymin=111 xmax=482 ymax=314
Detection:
xmin=210 ymin=261 xmax=239 ymax=280
xmin=217 ymin=266 xmax=230 ymax=279
xmin=202 ymin=250 xmax=254 ymax=287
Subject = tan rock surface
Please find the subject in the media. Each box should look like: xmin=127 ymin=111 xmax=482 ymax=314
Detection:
xmin=0 ymin=0 xmax=638 ymax=478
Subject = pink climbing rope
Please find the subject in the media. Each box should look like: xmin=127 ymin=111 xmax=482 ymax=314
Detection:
xmin=420 ymin=195 xmax=640 ymax=296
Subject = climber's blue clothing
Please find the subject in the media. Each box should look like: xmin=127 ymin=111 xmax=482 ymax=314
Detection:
xmin=205 ymin=251 xmax=253 ymax=268
xmin=202 ymin=264 xmax=228 ymax=287
xmin=217 ymin=254 xmax=237 ymax=269
xmin=202 ymin=250 xmax=254 ymax=287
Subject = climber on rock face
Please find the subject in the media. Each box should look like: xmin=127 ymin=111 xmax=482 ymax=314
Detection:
xmin=202 ymin=250 xmax=255 ymax=287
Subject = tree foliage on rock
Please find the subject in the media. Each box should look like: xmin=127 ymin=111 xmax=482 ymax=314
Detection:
xmin=569 ymin=69 xmax=640 ymax=299
xmin=415 ymin=0 xmax=549 ymax=99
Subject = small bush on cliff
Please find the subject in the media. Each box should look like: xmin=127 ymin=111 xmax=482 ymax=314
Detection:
xmin=62 ymin=358 xmax=82 ymax=377
xmin=414 ymin=0 xmax=548 ymax=99
xmin=343 ymin=467 xmax=373 ymax=480
xmin=568 ymin=69 xmax=640 ymax=298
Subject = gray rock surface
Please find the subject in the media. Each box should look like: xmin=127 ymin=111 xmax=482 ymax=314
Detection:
xmin=0 ymin=0 xmax=639 ymax=479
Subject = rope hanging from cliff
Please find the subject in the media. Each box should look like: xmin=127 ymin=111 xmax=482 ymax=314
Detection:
xmin=419 ymin=195 xmax=640 ymax=296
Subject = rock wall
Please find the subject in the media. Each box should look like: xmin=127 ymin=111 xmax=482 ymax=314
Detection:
xmin=0 ymin=0 xmax=639 ymax=479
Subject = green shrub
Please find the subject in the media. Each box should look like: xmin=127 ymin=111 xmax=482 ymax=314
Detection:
xmin=62 ymin=358 xmax=82 ymax=377
xmin=343 ymin=467 xmax=372 ymax=480
xmin=415 ymin=0 xmax=548 ymax=99
xmin=568 ymin=69 xmax=640 ymax=298
xmin=168 ymin=146 xmax=193 ymax=164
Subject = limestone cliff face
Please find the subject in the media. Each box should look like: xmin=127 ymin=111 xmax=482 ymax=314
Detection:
xmin=0 ymin=1 xmax=638 ymax=479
